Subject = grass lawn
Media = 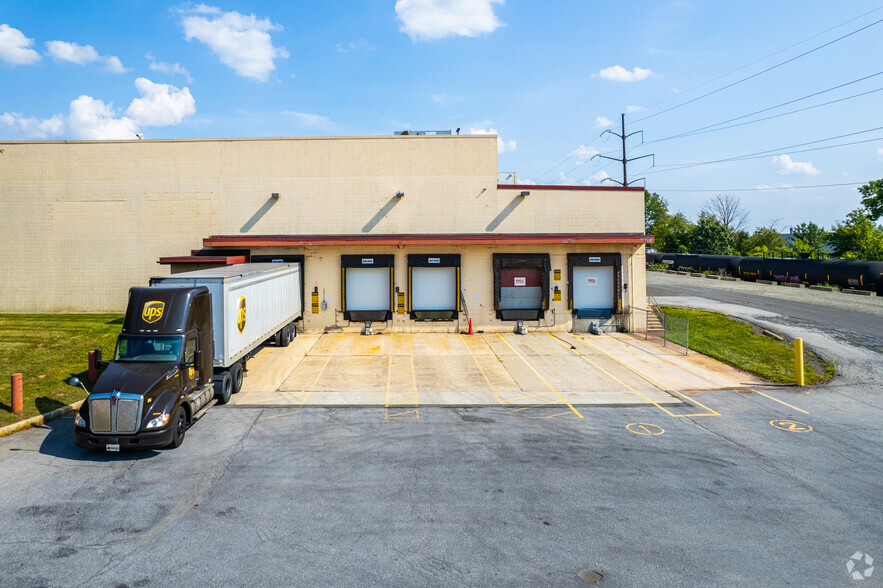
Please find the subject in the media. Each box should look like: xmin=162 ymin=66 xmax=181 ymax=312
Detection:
xmin=659 ymin=307 xmax=835 ymax=385
xmin=0 ymin=314 xmax=124 ymax=429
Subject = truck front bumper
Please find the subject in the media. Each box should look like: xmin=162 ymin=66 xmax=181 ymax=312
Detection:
xmin=74 ymin=425 xmax=175 ymax=451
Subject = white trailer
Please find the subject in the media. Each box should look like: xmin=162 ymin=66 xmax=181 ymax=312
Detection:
xmin=150 ymin=263 xmax=302 ymax=398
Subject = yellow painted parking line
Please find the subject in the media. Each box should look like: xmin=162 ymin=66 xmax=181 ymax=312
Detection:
xmin=459 ymin=334 xmax=509 ymax=406
xmin=496 ymin=334 xmax=583 ymax=418
xmin=752 ymin=389 xmax=809 ymax=414
xmin=238 ymin=390 xmax=311 ymax=405
xmin=512 ymin=400 xmax=559 ymax=411
xmin=569 ymin=334 xmax=719 ymax=417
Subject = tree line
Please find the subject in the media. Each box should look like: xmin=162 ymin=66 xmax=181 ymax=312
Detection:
xmin=645 ymin=179 xmax=883 ymax=261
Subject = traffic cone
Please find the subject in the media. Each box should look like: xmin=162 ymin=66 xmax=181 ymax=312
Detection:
xmin=468 ymin=318 xmax=473 ymax=335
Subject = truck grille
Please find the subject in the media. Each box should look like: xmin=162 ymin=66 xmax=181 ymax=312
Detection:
xmin=89 ymin=392 xmax=143 ymax=434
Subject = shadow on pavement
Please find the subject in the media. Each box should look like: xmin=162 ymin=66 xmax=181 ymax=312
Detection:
xmin=27 ymin=414 xmax=161 ymax=462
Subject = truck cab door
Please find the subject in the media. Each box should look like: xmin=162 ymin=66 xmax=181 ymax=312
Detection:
xmin=182 ymin=336 xmax=199 ymax=391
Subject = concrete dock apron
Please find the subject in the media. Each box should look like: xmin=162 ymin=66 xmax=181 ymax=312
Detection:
xmin=230 ymin=332 xmax=761 ymax=416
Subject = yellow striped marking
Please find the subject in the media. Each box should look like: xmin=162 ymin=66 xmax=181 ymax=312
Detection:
xmin=496 ymin=333 xmax=583 ymax=418
xmin=752 ymin=389 xmax=809 ymax=414
xmin=385 ymin=334 xmax=419 ymax=419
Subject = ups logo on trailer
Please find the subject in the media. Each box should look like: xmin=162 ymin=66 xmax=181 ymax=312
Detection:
xmin=237 ymin=297 xmax=246 ymax=333
xmin=142 ymin=301 xmax=165 ymax=324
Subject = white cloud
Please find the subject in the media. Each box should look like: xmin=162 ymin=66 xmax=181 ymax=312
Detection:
xmin=626 ymin=105 xmax=645 ymax=113
xmin=568 ymin=144 xmax=599 ymax=162
xmin=284 ymin=111 xmax=334 ymax=131
xmin=396 ymin=0 xmax=504 ymax=41
xmin=69 ymin=96 xmax=138 ymax=140
xmin=772 ymin=154 xmax=820 ymax=176
xmin=596 ymin=65 xmax=654 ymax=82
xmin=0 ymin=24 xmax=41 ymax=65
xmin=335 ymin=39 xmax=375 ymax=53
xmin=146 ymin=52 xmax=192 ymax=82
xmin=103 ymin=56 xmax=128 ymax=73
xmin=470 ymin=127 xmax=516 ymax=153
xmin=180 ymin=5 xmax=289 ymax=82
xmin=431 ymin=93 xmax=460 ymax=105
xmin=594 ymin=116 xmax=612 ymax=129
xmin=45 ymin=40 xmax=128 ymax=72
xmin=125 ymin=78 xmax=195 ymax=127
xmin=46 ymin=40 xmax=99 ymax=64
xmin=0 ymin=112 xmax=64 ymax=138
xmin=584 ymin=170 xmax=610 ymax=185
xmin=877 ymin=147 xmax=883 ymax=160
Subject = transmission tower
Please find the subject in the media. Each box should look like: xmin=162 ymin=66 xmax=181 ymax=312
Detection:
xmin=593 ymin=114 xmax=654 ymax=187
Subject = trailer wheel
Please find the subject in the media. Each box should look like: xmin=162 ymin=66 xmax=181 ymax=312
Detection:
xmin=167 ymin=406 xmax=186 ymax=448
xmin=214 ymin=371 xmax=232 ymax=404
xmin=229 ymin=361 xmax=244 ymax=394
xmin=279 ymin=325 xmax=293 ymax=347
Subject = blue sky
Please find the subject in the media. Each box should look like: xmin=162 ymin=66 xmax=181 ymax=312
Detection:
xmin=1 ymin=1 xmax=881 ymax=230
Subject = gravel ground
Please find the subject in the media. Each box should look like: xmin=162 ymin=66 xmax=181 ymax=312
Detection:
xmin=647 ymin=271 xmax=883 ymax=397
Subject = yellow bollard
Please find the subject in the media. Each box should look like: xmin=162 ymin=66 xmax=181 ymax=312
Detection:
xmin=794 ymin=338 xmax=805 ymax=387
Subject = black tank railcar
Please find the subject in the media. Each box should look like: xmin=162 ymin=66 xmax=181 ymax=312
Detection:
xmin=647 ymin=251 xmax=883 ymax=293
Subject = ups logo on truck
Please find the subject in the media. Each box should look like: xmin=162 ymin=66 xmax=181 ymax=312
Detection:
xmin=142 ymin=301 xmax=165 ymax=324
xmin=237 ymin=297 xmax=246 ymax=333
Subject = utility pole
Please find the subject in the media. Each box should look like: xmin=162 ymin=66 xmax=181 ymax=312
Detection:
xmin=593 ymin=113 xmax=654 ymax=187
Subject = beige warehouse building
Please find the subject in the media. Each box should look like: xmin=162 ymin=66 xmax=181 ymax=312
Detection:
xmin=0 ymin=133 xmax=652 ymax=333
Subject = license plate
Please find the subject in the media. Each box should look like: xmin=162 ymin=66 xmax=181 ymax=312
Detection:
xmin=106 ymin=444 xmax=120 ymax=452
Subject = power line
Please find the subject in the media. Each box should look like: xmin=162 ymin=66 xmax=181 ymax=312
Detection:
xmin=642 ymin=127 xmax=883 ymax=176
xmin=631 ymin=17 xmax=883 ymax=124
xmin=650 ymin=182 xmax=864 ymax=193
xmin=637 ymin=6 xmax=883 ymax=113
xmin=641 ymin=72 xmax=883 ymax=146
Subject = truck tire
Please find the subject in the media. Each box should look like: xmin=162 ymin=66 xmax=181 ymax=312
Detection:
xmin=214 ymin=371 xmax=232 ymax=404
xmin=167 ymin=406 xmax=187 ymax=448
xmin=229 ymin=361 xmax=244 ymax=394
xmin=279 ymin=325 xmax=292 ymax=347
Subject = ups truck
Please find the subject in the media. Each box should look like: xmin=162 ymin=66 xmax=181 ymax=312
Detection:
xmin=74 ymin=263 xmax=302 ymax=451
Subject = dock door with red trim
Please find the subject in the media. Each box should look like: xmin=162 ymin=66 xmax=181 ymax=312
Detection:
xmin=493 ymin=253 xmax=550 ymax=321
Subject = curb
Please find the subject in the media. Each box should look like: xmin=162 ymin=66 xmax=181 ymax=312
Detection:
xmin=0 ymin=399 xmax=83 ymax=438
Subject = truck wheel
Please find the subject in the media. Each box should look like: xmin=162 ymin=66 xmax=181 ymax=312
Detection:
xmin=229 ymin=361 xmax=244 ymax=394
xmin=279 ymin=325 xmax=292 ymax=347
xmin=167 ymin=406 xmax=186 ymax=448
xmin=214 ymin=372 xmax=232 ymax=404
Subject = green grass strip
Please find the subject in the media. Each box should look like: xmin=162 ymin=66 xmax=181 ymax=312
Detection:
xmin=658 ymin=307 xmax=834 ymax=385
xmin=0 ymin=314 xmax=123 ymax=428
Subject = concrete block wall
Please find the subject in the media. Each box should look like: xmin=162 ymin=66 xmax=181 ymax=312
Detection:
xmin=0 ymin=135 xmax=647 ymax=315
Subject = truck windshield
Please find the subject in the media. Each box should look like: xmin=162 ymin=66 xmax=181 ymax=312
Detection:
xmin=114 ymin=335 xmax=184 ymax=363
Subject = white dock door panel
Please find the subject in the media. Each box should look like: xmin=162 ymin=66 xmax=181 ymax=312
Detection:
xmin=573 ymin=266 xmax=614 ymax=309
xmin=412 ymin=267 xmax=457 ymax=310
xmin=346 ymin=268 xmax=389 ymax=311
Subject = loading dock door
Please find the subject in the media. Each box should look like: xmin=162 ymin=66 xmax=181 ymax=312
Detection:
xmin=573 ymin=266 xmax=614 ymax=316
xmin=408 ymin=254 xmax=460 ymax=321
xmin=342 ymin=255 xmax=394 ymax=322
xmin=501 ymin=267 xmax=543 ymax=309
xmin=493 ymin=254 xmax=550 ymax=321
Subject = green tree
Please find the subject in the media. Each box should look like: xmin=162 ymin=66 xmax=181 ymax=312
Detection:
xmin=745 ymin=224 xmax=785 ymax=256
xmin=691 ymin=212 xmax=732 ymax=254
xmin=644 ymin=190 xmax=669 ymax=233
xmin=858 ymin=179 xmax=883 ymax=220
xmin=790 ymin=222 xmax=828 ymax=257
xmin=827 ymin=209 xmax=883 ymax=260
xmin=655 ymin=212 xmax=695 ymax=253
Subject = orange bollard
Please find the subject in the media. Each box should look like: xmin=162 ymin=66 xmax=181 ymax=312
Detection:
xmin=468 ymin=318 xmax=473 ymax=335
xmin=88 ymin=350 xmax=97 ymax=384
xmin=11 ymin=373 xmax=23 ymax=414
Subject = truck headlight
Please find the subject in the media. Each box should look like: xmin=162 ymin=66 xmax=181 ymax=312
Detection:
xmin=146 ymin=412 xmax=170 ymax=429
xmin=74 ymin=412 xmax=86 ymax=428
